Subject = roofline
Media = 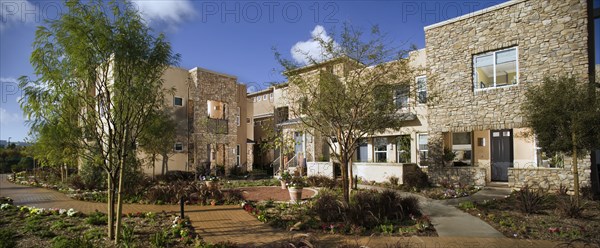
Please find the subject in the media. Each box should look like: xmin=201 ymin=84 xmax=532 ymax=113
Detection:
xmin=247 ymin=87 xmax=274 ymax=97
xmin=189 ymin=66 xmax=237 ymax=79
xmin=424 ymin=0 xmax=525 ymax=31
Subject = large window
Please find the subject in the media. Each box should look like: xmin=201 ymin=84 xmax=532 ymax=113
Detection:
xmin=474 ymin=47 xmax=518 ymax=90
xmin=417 ymin=133 xmax=428 ymax=165
xmin=393 ymin=85 xmax=409 ymax=109
xmin=374 ymin=137 xmax=388 ymax=162
xmin=207 ymin=100 xmax=227 ymax=119
xmin=452 ymin=132 xmax=472 ymax=166
xmin=396 ymin=135 xmax=411 ymax=163
xmin=416 ymin=76 xmax=427 ymax=104
xmin=356 ymin=139 xmax=368 ymax=162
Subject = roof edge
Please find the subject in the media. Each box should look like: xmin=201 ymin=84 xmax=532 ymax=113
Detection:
xmin=424 ymin=0 xmax=525 ymax=31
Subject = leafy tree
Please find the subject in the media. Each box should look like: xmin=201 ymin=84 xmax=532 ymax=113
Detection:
xmin=275 ymin=24 xmax=414 ymax=202
xmin=19 ymin=0 xmax=178 ymax=243
xmin=138 ymin=109 xmax=177 ymax=178
xmin=521 ymin=75 xmax=599 ymax=204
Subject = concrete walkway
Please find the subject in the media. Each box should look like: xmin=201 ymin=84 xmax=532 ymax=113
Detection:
xmin=0 ymin=175 xmax=567 ymax=247
xmin=359 ymin=184 xmax=506 ymax=238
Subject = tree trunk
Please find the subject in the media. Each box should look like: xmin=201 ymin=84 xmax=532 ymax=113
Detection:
xmin=572 ymin=131 xmax=580 ymax=206
xmin=115 ymin=130 xmax=128 ymax=244
xmin=107 ymin=173 xmax=114 ymax=239
xmin=60 ymin=165 xmax=64 ymax=183
xmin=64 ymin=164 xmax=68 ymax=181
xmin=341 ymin=158 xmax=350 ymax=203
xmin=151 ymin=153 xmax=156 ymax=180
xmin=162 ymin=153 xmax=169 ymax=174
xmin=348 ymin=157 xmax=354 ymax=190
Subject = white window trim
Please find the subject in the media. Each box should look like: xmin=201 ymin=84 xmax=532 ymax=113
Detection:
xmin=393 ymin=85 xmax=410 ymax=109
xmin=174 ymin=96 xmax=183 ymax=107
xmin=416 ymin=76 xmax=427 ymax=105
xmin=417 ymin=133 xmax=429 ymax=165
xmin=473 ymin=47 xmax=519 ymax=92
xmin=263 ymin=94 xmax=267 ymax=100
xmin=236 ymin=115 xmax=240 ymax=126
xmin=257 ymin=96 xmax=261 ymax=101
xmin=269 ymin=93 xmax=273 ymax=99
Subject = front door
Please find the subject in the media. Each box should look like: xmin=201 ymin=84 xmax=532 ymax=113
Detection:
xmin=491 ymin=129 xmax=513 ymax=181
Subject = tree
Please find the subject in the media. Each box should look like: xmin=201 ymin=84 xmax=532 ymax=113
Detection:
xmin=19 ymin=0 xmax=178 ymax=243
xmin=275 ymin=24 xmax=414 ymax=202
xmin=138 ymin=109 xmax=177 ymax=179
xmin=521 ymin=75 xmax=599 ymax=205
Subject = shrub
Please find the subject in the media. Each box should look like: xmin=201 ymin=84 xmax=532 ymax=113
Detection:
xmin=312 ymin=189 xmax=344 ymax=222
xmin=52 ymin=236 xmax=94 ymax=248
xmin=388 ymin=176 xmax=399 ymax=186
xmin=403 ymin=169 xmax=429 ymax=190
xmin=68 ymin=175 xmax=86 ymax=190
xmin=399 ymin=196 xmax=421 ymax=218
xmin=346 ymin=190 xmax=380 ymax=228
xmin=79 ymin=161 xmax=106 ymax=190
xmin=306 ymin=176 xmax=337 ymax=189
xmin=156 ymin=170 xmax=196 ymax=182
xmin=150 ymin=229 xmax=170 ymax=248
xmin=85 ymin=211 xmax=107 ymax=225
xmin=555 ymin=196 xmax=585 ymax=218
xmin=222 ymin=189 xmax=245 ymax=204
xmin=0 ymin=228 xmax=16 ymax=248
xmin=515 ymin=185 xmax=546 ymax=214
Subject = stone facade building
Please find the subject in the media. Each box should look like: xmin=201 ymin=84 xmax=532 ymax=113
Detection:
xmin=424 ymin=0 xmax=594 ymax=191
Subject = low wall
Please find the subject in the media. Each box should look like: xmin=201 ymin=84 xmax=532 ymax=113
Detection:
xmin=430 ymin=166 xmax=487 ymax=187
xmin=307 ymin=162 xmax=334 ymax=178
xmin=509 ymin=159 xmax=591 ymax=192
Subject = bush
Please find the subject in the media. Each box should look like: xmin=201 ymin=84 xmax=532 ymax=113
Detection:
xmin=79 ymin=161 xmax=106 ymax=190
xmin=306 ymin=176 xmax=337 ymax=189
xmin=85 ymin=211 xmax=107 ymax=226
xmin=51 ymin=236 xmax=94 ymax=248
xmin=222 ymin=189 xmax=245 ymax=204
xmin=312 ymin=189 xmax=344 ymax=222
xmin=150 ymin=229 xmax=170 ymax=248
xmin=68 ymin=175 xmax=86 ymax=190
xmin=403 ymin=169 xmax=429 ymax=190
xmin=555 ymin=196 xmax=585 ymax=218
xmin=388 ymin=176 xmax=399 ymax=186
xmin=515 ymin=185 xmax=546 ymax=214
xmin=399 ymin=196 xmax=421 ymax=218
xmin=156 ymin=170 xmax=196 ymax=182
xmin=0 ymin=228 xmax=16 ymax=248
xmin=346 ymin=190 xmax=380 ymax=228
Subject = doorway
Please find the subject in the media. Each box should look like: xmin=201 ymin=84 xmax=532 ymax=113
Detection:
xmin=491 ymin=129 xmax=513 ymax=182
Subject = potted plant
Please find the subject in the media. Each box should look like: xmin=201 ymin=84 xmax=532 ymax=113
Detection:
xmin=280 ymin=171 xmax=292 ymax=189
xmin=205 ymin=175 xmax=219 ymax=188
xmin=442 ymin=148 xmax=456 ymax=166
xmin=288 ymin=176 xmax=305 ymax=203
xmin=209 ymin=199 xmax=217 ymax=206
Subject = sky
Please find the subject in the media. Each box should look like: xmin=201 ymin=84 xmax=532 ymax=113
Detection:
xmin=1 ymin=0 xmax=598 ymax=142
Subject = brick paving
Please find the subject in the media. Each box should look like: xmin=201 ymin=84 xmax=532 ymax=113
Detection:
xmin=0 ymin=174 xmax=580 ymax=247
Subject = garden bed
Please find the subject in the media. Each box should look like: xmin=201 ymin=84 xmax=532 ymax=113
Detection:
xmin=239 ymin=186 xmax=316 ymax=202
xmin=0 ymin=201 xmax=198 ymax=247
xmin=457 ymin=189 xmax=600 ymax=245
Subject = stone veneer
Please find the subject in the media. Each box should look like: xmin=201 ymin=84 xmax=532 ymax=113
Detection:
xmin=509 ymin=158 xmax=592 ymax=193
xmin=430 ymin=167 xmax=487 ymax=187
xmin=424 ymin=0 xmax=591 ymax=186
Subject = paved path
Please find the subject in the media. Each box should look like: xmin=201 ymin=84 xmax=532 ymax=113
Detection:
xmin=0 ymin=175 xmax=570 ymax=247
xmin=359 ymin=184 xmax=506 ymax=238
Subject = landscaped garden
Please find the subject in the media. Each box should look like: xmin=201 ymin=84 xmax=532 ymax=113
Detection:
xmin=0 ymin=197 xmax=197 ymax=248
xmin=457 ymin=185 xmax=600 ymax=245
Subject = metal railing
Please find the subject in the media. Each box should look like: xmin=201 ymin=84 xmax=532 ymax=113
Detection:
xmin=271 ymin=155 xmax=281 ymax=177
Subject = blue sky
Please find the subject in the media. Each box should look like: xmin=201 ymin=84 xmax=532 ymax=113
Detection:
xmin=1 ymin=0 xmax=598 ymax=142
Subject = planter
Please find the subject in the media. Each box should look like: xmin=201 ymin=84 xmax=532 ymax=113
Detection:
xmin=280 ymin=180 xmax=288 ymax=189
xmin=210 ymin=200 xmax=216 ymax=206
xmin=288 ymin=187 xmax=303 ymax=203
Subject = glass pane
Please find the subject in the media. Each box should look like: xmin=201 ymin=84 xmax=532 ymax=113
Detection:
xmin=397 ymin=136 xmax=411 ymax=163
xmin=474 ymin=54 xmax=494 ymax=89
xmin=495 ymin=49 xmax=517 ymax=86
xmin=452 ymin=132 xmax=471 ymax=145
xmin=595 ymin=0 xmax=600 ymax=8
xmin=394 ymin=85 xmax=409 ymax=108
xmin=496 ymin=48 xmax=516 ymax=63
xmin=418 ymin=134 xmax=428 ymax=151
xmin=375 ymin=152 xmax=387 ymax=162
xmin=417 ymin=77 xmax=427 ymax=103
xmin=375 ymin=137 xmax=388 ymax=151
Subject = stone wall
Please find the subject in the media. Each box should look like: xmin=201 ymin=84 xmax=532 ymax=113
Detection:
xmin=424 ymin=0 xmax=590 ymax=186
xmin=429 ymin=166 xmax=487 ymax=187
xmin=509 ymin=158 xmax=592 ymax=193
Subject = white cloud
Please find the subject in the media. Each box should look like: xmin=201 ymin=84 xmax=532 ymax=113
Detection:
xmin=0 ymin=0 xmax=38 ymax=32
xmin=0 ymin=107 xmax=23 ymax=124
xmin=131 ymin=0 xmax=196 ymax=29
xmin=291 ymin=25 xmax=338 ymax=65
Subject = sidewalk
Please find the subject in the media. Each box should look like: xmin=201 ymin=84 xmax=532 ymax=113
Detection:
xmin=0 ymin=174 xmax=571 ymax=247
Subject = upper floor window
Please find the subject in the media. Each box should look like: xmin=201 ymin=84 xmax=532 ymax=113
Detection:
xmin=270 ymin=93 xmax=273 ymax=99
xmin=263 ymin=94 xmax=267 ymax=100
xmin=416 ymin=76 xmax=427 ymax=104
xmin=207 ymin=100 xmax=227 ymax=119
xmin=473 ymin=47 xmax=518 ymax=90
xmin=174 ymin=142 xmax=183 ymax=152
xmin=257 ymin=96 xmax=261 ymax=102
xmin=393 ymin=85 xmax=409 ymax=109
xmin=174 ymin=96 xmax=183 ymax=106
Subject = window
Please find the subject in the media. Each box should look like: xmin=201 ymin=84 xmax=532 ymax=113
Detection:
xmin=474 ymin=47 xmax=518 ymax=90
xmin=396 ymin=135 xmax=411 ymax=163
xmin=374 ymin=137 xmax=388 ymax=162
xmin=417 ymin=133 xmax=428 ymax=165
xmin=263 ymin=94 xmax=267 ymax=100
xmin=253 ymin=96 xmax=256 ymax=102
xmin=451 ymin=132 xmax=472 ymax=165
xmin=174 ymin=142 xmax=183 ymax=151
xmin=174 ymin=96 xmax=183 ymax=106
xmin=393 ymin=85 xmax=409 ymax=109
xmin=356 ymin=139 xmax=368 ymax=162
xmin=207 ymin=100 xmax=226 ymax=119
xmin=416 ymin=76 xmax=427 ymax=103
xmin=257 ymin=96 xmax=261 ymax=102
xmin=246 ymin=117 xmax=251 ymax=124
xmin=270 ymin=93 xmax=273 ymax=99
xmin=236 ymin=116 xmax=240 ymax=126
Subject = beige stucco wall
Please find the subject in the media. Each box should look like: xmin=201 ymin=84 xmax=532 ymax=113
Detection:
xmin=513 ymin=127 xmax=536 ymax=168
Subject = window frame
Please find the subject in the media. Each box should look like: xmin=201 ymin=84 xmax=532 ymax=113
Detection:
xmin=393 ymin=85 xmax=410 ymax=109
xmin=263 ymin=94 xmax=267 ymax=100
xmin=416 ymin=76 xmax=427 ymax=104
xmin=473 ymin=47 xmax=519 ymax=91
xmin=174 ymin=142 xmax=183 ymax=152
xmin=374 ymin=137 xmax=388 ymax=163
xmin=270 ymin=93 xmax=273 ymax=99
xmin=417 ymin=133 xmax=428 ymax=165
xmin=174 ymin=96 xmax=183 ymax=107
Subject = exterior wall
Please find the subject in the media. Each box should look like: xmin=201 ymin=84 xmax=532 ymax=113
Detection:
xmin=509 ymin=158 xmax=592 ymax=193
xmin=236 ymin=84 xmax=249 ymax=171
xmin=307 ymin=161 xmax=335 ymax=178
xmin=513 ymin=127 xmax=536 ymax=168
xmin=434 ymin=167 xmax=487 ymax=187
xmin=425 ymin=0 xmax=591 ymax=187
xmin=248 ymin=89 xmax=274 ymax=118
xmin=189 ymin=67 xmax=240 ymax=174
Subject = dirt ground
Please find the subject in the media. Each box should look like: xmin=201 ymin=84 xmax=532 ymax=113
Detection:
xmin=240 ymin=186 xmax=316 ymax=201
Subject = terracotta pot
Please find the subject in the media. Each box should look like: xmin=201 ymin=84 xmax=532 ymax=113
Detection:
xmin=288 ymin=187 xmax=303 ymax=203
xmin=280 ymin=180 xmax=287 ymax=189
xmin=210 ymin=200 xmax=216 ymax=206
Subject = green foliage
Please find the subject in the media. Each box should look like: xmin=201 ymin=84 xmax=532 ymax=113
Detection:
xmin=388 ymin=176 xmax=399 ymax=186
xmin=120 ymin=225 xmax=135 ymax=248
xmin=515 ymin=185 xmax=547 ymax=214
xmin=312 ymin=189 xmax=345 ymax=222
xmin=51 ymin=236 xmax=94 ymax=248
xmin=306 ymin=176 xmax=338 ymax=189
xmin=85 ymin=211 xmax=107 ymax=226
xmin=458 ymin=201 xmax=476 ymax=211
xmin=555 ymin=196 xmax=586 ymax=218
xmin=521 ymin=75 xmax=598 ymax=155
xmin=0 ymin=228 xmax=17 ymax=248
xmin=402 ymin=169 xmax=429 ymax=190
xmin=150 ymin=229 xmax=170 ymax=248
